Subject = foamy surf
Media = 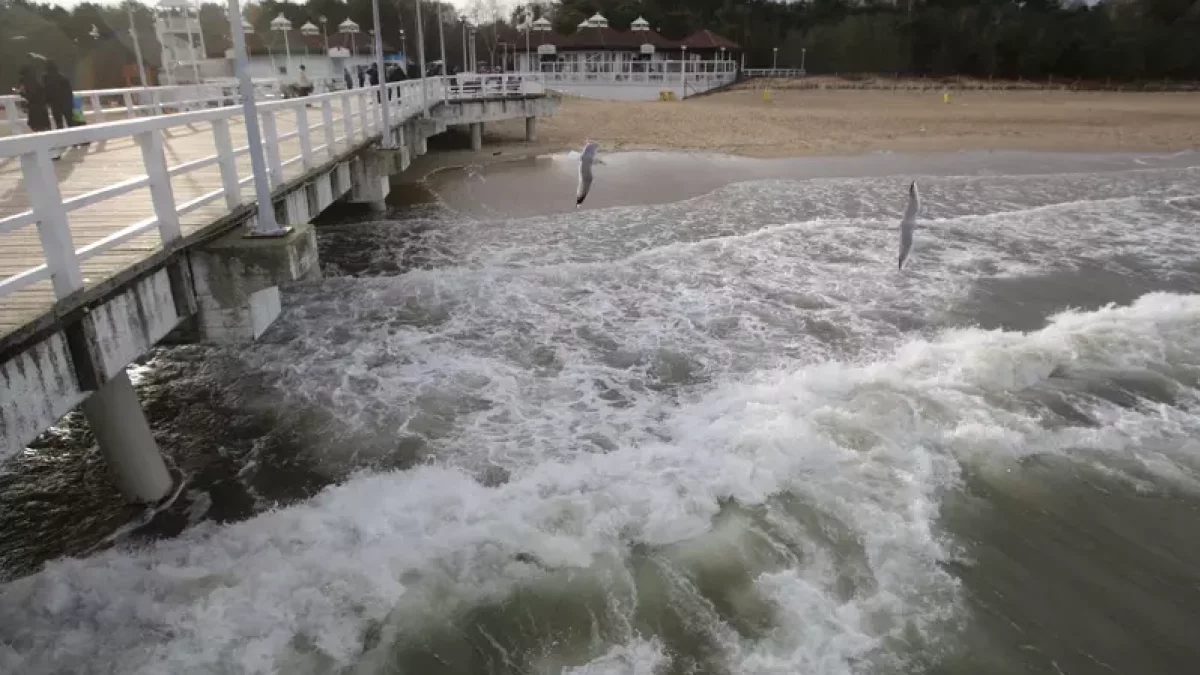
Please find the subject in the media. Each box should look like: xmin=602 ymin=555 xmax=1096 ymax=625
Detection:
xmin=4 ymin=293 xmax=1200 ymax=674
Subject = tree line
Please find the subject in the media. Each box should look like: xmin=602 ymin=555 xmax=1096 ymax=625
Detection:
xmin=3 ymin=0 xmax=1199 ymax=94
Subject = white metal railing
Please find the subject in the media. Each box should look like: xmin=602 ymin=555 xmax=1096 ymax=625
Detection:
xmin=532 ymin=60 xmax=738 ymax=86
xmin=743 ymin=68 xmax=808 ymax=78
xmin=446 ymin=73 xmax=545 ymax=99
xmin=0 ymin=75 xmax=521 ymax=303
xmin=1 ymin=82 xmax=284 ymax=137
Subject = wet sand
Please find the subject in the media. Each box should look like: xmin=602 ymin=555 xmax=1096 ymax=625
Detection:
xmin=461 ymin=89 xmax=1200 ymax=158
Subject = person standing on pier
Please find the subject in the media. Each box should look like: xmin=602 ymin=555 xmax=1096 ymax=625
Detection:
xmin=43 ymin=62 xmax=76 ymax=131
xmin=16 ymin=65 xmax=50 ymax=133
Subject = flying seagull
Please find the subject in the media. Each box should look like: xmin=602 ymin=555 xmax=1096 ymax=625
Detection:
xmin=576 ymin=141 xmax=599 ymax=207
xmin=898 ymin=181 xmax=920 ymax=269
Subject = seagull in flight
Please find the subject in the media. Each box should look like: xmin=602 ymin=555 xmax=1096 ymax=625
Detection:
xmin=898 ymin=181 xmax=920 ymax=269
xmin=576 ymin=141 xmax=599 ymax=207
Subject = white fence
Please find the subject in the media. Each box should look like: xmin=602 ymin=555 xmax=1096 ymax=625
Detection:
xmin=534 ymin=60 xmax=738 ymax=87
xmin=743 ymin=68 xmax=808 ymax=78
xmin=1 ymin=82 xmax=284 ymax=137
xmin=0 ymin=75 xmax=535 ymax=304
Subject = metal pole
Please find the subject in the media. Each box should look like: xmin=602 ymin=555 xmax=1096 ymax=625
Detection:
xmin=128 ymin=5 xmax=149 ymax=89
xmin=461 ymin=20 xmax=468 ymax=72
xmin=415 ymin=0 xmax=427 ymax=115
xmin=187 ymin=5 xmax=202 ymax=84
xmin=525 ymin=12 xmax=530 ymax=74
xmin=370 ymin=0 xmax=391 ymax=146
xmin=801 ymin=48 xmax=807 ymax=72
xmin=227 ymin=0 xmax=281 ymax=235
xmin=437 ymin=4 xmax=447 ymax=78
xmin=283 ymin=29 xmax=292 ymax=75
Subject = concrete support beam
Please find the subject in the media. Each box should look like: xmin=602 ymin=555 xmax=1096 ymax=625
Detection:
xmin=470 ymin=122 xmax=483 ymax=151
xmin=525 ymin=116 xmax=538 ymax=142
xmin=82 ymin=370 xmax=172 ymax=503
xmin=188 ymin=222 xmax=320 ymax=344
xmin=349 ymin=151 xmax=391 ymax=212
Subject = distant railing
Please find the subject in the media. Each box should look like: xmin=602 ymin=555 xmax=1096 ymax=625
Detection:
xmin=0 ymin=75 xmax=521 ymax=303
xmin=531 ymin=60 xmax=739 ymax=86
xmin=446 ymin=73 xmax=545 ymax=99
xmin=743 ymin=68 xmax=808 ymax=78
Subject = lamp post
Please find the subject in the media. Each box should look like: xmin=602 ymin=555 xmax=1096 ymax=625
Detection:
xmin=414 ymin=0 xmax=428 ymax=115
xmin=400 ymin=28 xmax=407 ymax=69
xmin=801 ymin=48 xmax=807 ymax=74
xmin=437 ymin=3 xmax=447 ymax=78
xmin=461 ymin=16 xmax=469 ymax=73
xmin=127 ymin=6 xmax=149 ymax=89
xmin=370 ymin=0 xmax=390 ymax=144
xmin=184 ymin=2 xmax=202 ymax=84
xmin=469 ymin=26 xmax=476 ymax=71
xmin=270 ymin=13 xmax=293 ymax=75
xmin=301 ymin=21 xmax=318 ymax=62
xmin=225 ymin=0 xmax=281 ymax=235
xmin=681 ymin=44 xmax=687 ymax=86
xmin=320 ymin=16 xmax=329 ymax=53
xmin=339 ymin=17 xmax=360 ymax=69
xmin=772 ymin=46 xmax=778 ymax=70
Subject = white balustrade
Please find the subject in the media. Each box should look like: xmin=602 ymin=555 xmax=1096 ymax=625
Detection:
xmin=0 ymin=76 xmax=536 ymax=302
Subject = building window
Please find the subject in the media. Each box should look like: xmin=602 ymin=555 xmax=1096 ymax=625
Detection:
xmin=278 ymin=66 xmax=288 ymax=75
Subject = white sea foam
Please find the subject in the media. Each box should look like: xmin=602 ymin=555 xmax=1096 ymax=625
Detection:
xmin=5 ymin=292 xmax=1200 ymax=674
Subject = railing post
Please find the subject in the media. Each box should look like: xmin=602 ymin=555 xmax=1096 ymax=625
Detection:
xmin=3 ymin=99 xmax=24 ymax=136
xmin=260 ymin=110 xmax=284 ymax=186
xmin=297 ymin=105 xmax=313 ymax=170
xmin=321 ymin=98 xmax=336 ymax=160
xmin=358 ymin=91 xmax=371 ymax=136
xmin=21 ymin=149 xmax=83 ymax=296
xmin=211 ymin=118 xmax=242 ymax=209
xmin=342 ymin=93 xmax=355 ymax=144
xmin=89 ymin=93 xmax=103 ymax=123
xmin=136 ymin=129 xmax=182 ymax=243
xmin=122 ymin=92 xmax=136 ymax=119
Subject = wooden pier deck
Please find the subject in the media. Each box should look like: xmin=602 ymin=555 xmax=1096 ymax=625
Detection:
xmin=0 ymin=102 xmax=355 ymax=341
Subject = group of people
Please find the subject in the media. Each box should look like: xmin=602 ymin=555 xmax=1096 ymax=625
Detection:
xmin=15 ymin=62 xmax=81 ymax=134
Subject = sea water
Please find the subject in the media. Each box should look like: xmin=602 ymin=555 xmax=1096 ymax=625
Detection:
xmin=2 ymin=151 xmax=1200 ymax=674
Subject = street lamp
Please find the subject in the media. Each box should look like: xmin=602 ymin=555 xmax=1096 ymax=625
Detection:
xmin=127 ymin=7 xmax=149 ymax=89
xmin=772 ymin=46 xmax=778 ymax=70
xmin=225 ymin=0 xmax=282 ymax=235
xmin=399 ymin=28 xmax=406 ymax=70
xmin=319 ymin=16 xmax=329 ymax=53
xmin=339 ymin=17 xmax=360 ymax=64
xmin=270 ymin=13 xmax=293 ymax=75
xmin=301 ymin=21 xmax=318 ymax=60
xmin=801 ymin=48 xmax=807 ymax=74
xmin=460 ymin=16 xmax=469 ymax=73
xmin=681 ymin=44 xmax=688 ymax=85
xmin=469 ymin=26 xmax=477 ymax=72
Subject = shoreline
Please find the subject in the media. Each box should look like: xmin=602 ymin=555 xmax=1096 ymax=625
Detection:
xmin=444 ymin=89 xmax=1200 ymax=160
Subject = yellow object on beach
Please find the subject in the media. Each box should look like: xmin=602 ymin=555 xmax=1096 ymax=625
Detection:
xmin=659 ymin=90 xmax=677 ymax=102
xmin=763 ymin=88 xmax=772 ymax=103
xmin=943 ymin=92 xmax=951 ymax=104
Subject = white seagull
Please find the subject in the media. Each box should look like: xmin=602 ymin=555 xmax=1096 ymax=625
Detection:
xmin=898 ymin=181 xmax=920 ymax=269
xmin=576 ymin=141 xmax=599 ymax=207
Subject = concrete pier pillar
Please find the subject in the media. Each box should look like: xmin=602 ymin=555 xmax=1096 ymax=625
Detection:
xmin=470 ymin=122 xmax=483 ymax=151
xmin=82 ymin=370 xmax=172 ymax=503
xmin=525 ymin=116 xmax=538 ymax=142
xmin=349 ymin=151 xmax=391 ymax=210
xmin=188 ymin=223 xmax=320 ymax=344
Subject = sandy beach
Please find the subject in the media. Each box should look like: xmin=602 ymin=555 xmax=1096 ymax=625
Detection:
xmin=472 ymin=87 xmax=1200 ymax=158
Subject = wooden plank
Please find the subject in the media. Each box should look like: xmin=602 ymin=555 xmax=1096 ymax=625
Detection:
xmin=0 ymin=99 xmax=358 ymax=341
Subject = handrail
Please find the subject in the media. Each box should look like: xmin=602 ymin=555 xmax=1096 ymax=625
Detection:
xmin=0 ymin=75 xmax=531 ymax=303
